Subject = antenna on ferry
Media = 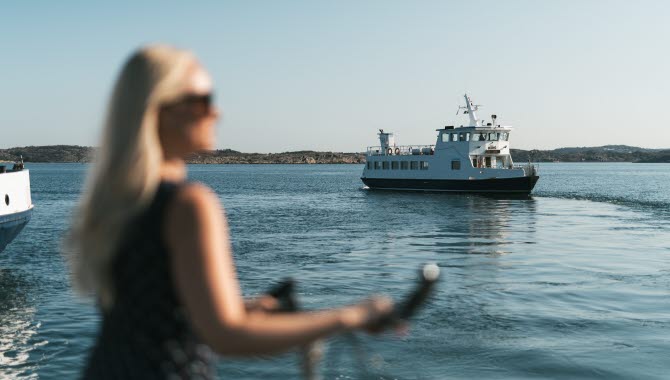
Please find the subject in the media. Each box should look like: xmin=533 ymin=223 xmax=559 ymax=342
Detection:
xmin=461 ymin=94 xmax=481 ymax=127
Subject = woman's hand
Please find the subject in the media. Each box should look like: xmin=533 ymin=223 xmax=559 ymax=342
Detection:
xmin=245 ymin=295 xmax=281 ymax=314
xmin=339 ymin=296 xmax=394 ymax=333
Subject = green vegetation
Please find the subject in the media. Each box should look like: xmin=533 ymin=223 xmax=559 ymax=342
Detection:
xmin=0 ymin=146 xmax=364 ymax=164
xmin=511 ymin=145 xmax=670 ymax=163
xmin=0 ymin=145 xmax=668 ymax=163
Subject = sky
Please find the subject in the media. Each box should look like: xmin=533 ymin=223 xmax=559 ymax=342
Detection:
xmin=1 ymin=0 xmax=669 ymax=153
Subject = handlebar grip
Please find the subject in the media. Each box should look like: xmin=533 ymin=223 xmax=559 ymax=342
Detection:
xmin=395 ymin=263 xmax=440 ymax=320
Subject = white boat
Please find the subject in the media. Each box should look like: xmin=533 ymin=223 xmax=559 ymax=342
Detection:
xmin=361 ymin=94 xmax=539 ymax=193
xmin=0 ymin=158 xmax=33 ymax=252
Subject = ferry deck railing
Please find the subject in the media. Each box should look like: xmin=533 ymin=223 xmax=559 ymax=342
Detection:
xmin=367 ymin=145 xmax=435 ymax=156
xmin=512 ymin=163 xmax=539 ymax=177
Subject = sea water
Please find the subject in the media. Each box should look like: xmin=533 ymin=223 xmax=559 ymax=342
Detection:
xmin=1 ymin=163 xmax=669 ymax=379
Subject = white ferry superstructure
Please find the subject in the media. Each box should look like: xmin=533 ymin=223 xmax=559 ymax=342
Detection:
xmin=0 ymin=158 xmax=33 ymax=253
xmin=361 ymin=94 xmax=539 ymax=193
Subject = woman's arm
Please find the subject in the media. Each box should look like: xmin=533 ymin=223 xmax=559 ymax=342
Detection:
xmin=165 ymin=183 xmax=390 ymax=356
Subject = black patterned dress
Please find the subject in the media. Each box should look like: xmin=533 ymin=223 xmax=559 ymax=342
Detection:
xmin=83 ymin=182 xmax=216 ymax=379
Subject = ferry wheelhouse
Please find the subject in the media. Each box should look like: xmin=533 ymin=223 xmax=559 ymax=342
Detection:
xmin=361 ymin=94 xmax=539 ymax=193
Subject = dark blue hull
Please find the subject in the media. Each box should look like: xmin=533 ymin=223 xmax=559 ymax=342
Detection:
xmin=361 ymin=175 xmax=539 ymax=194
xmin=0 ymin=208 xmax=32 ymax=253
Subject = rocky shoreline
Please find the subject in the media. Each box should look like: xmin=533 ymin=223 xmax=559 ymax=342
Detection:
xmin=0 ymin=145 xmax=668 ymax=164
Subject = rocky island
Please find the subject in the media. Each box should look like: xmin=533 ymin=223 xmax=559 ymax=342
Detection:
xmin=0 ymin=145 xmax=668 ymax=164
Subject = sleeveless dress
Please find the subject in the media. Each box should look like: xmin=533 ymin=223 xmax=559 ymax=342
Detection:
xmin=83 ymin=182 xmax=216 ymax=379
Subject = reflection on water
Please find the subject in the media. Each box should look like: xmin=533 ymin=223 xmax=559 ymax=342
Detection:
xmin=361 ymin=191 xmax=538 ymax=256
xmin=0 ymin=269 xmax=43 ymax=379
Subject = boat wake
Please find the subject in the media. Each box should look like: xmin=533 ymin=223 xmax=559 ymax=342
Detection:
xmin=534 ymin=190 xmax=670 ymax=219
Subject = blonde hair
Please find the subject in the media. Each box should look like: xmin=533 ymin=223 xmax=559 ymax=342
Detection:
xmin=65 ymin=45 xmax=196 ymax=309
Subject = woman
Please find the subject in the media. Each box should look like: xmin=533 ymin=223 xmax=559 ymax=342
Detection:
xmin=65 ymin=45 xmax=392 ymax=379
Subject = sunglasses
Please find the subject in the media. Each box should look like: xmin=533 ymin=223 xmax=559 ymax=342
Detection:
xmin=162 ymin=92 xmax=215 ymax=116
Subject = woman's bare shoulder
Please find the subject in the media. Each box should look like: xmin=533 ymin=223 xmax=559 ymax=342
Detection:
xmin=174 ymin=182 xmax=219 ymax=205
xmin=166 ymin=182 xmax=222 ymax=225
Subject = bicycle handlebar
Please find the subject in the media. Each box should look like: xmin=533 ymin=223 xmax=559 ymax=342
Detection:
xmin=265 ymin=263 xmax=440 ymax=324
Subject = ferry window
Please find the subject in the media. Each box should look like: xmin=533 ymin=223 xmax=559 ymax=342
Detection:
xmin=391 ymin=161 xmax=399 ymax=170
xmin=410 ymin=161 xmax=419 ymax=170
xmin=441 ymin=133 xmax=450 ymax=142
xmin=487 ymin=133 xmax=498 ymax=141
xmin=472 ymin=158 xmax=477 ymax=168
xmin=477 ymin=133 xmax=486 ymax=141
xmin=501 ymin=132 xmax=509 ymax=141
xmin=367 ymin=162 xmax=371 ymax=170
xmin=420 ymin=161 xmax=429 ymax=170
xmin=382 ymin=161 xmax=389 ymax=170
xmin=451 ymin=133 xmax=458 ymax=142
xmin=374 ymin=161 xmax=381 ymax=169
xmin=451 ymin=160 xmax=461 ymax=170
xmin=459 ymin=132 xmax=470 ymax=141
xmin=401 ymin=161 xmax=409 ymax=170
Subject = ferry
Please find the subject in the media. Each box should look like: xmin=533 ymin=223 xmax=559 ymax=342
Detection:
xmin=0 ymin=158 xmax=33 ymax=253
xmin=361 ymin=94 xmax=539 ymax=193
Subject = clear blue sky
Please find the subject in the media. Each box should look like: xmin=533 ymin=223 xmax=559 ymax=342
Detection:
xmin=2 ymin=1 xmax=669 ymax=152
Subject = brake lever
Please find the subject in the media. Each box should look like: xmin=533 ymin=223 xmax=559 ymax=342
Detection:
xmin=265 ymin=278 xmax=323 ymax=380
xmin=376 ymin=263 xmax=440 ymax=327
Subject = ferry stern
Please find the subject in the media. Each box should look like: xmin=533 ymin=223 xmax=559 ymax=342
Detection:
xmin=0 ymin=159 xmax=33 ymax=253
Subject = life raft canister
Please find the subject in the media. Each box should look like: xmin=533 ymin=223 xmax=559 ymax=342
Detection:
xmin=387 ymin=147 xmax=393 ymax=155
xmin=394 ymin=147 xmax=400 ymax=155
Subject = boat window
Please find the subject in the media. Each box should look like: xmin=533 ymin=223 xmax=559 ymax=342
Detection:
xmin=441 ymin=133 xmax=450 ymax=143
xmin=487 ymin=133 xmax=499 ymax=141
xmin=391 ymin=161 xmax=399 ymax=170
xmin=451 ymin=160 xmax=461 ymax=170
xmin=401 ymin=161 xmax=409 ymax=170
xmin=501 ymin=132 xmax=509 ymax=141
xmin=374 ymin=161 xmax=381 ymax=169
xmin=410 ymin=161 xmax=419 ymax=170
xmin=472 ymin=158 xmax=477 ymax=168
xmin=451 ymin=133 xmax=458 ymax=142
xmin=382 ymin=161 xmax=389 ymax=170
xmin=477 ymin=133 xmax=486 ymax=141
xmin=420 ymin=161 xmax=429 ymax=170
xmin=459 ymin=132 xmax=470 ymax=141
xmin=367 ymin=162 xmax=371 ymax=170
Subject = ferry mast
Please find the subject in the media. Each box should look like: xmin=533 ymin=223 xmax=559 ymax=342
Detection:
xmin=457 ymin=94 xmax=481 ymax=127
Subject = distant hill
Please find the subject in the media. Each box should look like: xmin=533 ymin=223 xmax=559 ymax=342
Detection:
xmin=511 ymin=145 xmax=670 ymax=163
xmin=0 ymin=145 xmax=668 ymax=163
xmin=551 ymin=145 xmax=664 ymax=154
xmin=187 ymin=150 xmax=365 ymax=164
xmin=0 ymin=145 xmax=94 ymax=163
xmin=0 ymin=145 xmax=365 ymax=164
